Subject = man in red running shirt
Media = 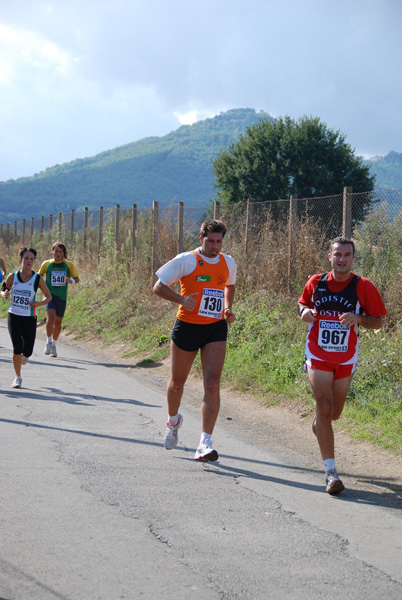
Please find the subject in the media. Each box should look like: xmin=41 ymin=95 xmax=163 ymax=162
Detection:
xmin=297 ymin=237 xmax=386 ymax=495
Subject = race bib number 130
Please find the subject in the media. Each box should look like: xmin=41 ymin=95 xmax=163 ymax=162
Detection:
xmin=198 ymin=288 xmax=224 ymax=319
xmin=318 ymin=320 xmax=350 ymax=352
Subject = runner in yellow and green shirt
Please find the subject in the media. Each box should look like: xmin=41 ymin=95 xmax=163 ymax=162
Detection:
xmin=38 ymin=241 xmax=79 ymax=357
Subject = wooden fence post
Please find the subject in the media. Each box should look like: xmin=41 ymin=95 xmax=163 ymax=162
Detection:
xmin=131 ymin=204 xmax=137 ymax=262
xmin=49 ymin=214 xmax=53 ymax=233
xmin=114 ymin=204 xmax=120 ymax=253
xmin=83 ymin=207 xmax=88 ymax=255
xmin=343 ymin=187 xmax=352 ymax=238
xmin=178 ymin=201 xmax=184 ymax=253
xmin=58 ymin=212 xmax=63 ymax=239
xmin=245 ymin=199 xmax=253 ymax=257
xmin=30 ymin=218 xmax=34 ymax=245
xmin=214 ymin=201 xmax=220 ymax=220
xmin=41 ymin=216 xmax=44 ymax=238
xmin=70 ymin=209 xmax=75 ymax=246
xmin=288 ymin=195 xmax=298 ymax=294
xmin=98 ymin=206 xmax=103 ymax=261
xmin=6 ymin=224 xmax=10 ymax=250
xmin=22 ymin=219 xmax=26 ymax=245
xmin=14 ymin=221 xmax=17 ymax=243
xmin=151 ymin=201 xmax=159 ymax=277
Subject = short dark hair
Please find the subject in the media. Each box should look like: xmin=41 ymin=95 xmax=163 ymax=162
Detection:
xmin=330 ymin=236 xmax=355 ymax=256
xmin=18 ymin=246 xmax=37 ymax=259
xmin=52 ymin=241 xmax=68 ymax=259
xmin=200 ymin=219 xmax=227 ymax=238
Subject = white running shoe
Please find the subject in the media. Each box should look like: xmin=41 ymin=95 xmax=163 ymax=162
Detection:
xmin=44 ymin=342 xmax=52 ymax=355
xmin=21 ymin=355 xmax=29 ymax=365
xmin=12 ymin=376 xmax=22 ymax=388
xmin=326 ymin=469 xmax=345 ymax=495
xmin=194 ymin=440 xmax=219 ymax=462
xmin=50 ymin=343 xmax=57 ymax=357
xmin=164 ymin=414 xmax=183 ymax=450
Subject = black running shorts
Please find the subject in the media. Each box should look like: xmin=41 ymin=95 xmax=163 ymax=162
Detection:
xmin=46 ymin=295 xmax=67 ymax=317
xmin=171 ymin=319 xmax=228 ymax=352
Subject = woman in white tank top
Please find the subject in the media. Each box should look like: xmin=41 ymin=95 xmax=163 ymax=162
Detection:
xmin=1 ymin=247 xmax=52 ymax=389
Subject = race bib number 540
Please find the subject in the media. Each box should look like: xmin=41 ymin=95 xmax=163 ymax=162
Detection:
xmin=51 ymin=270 xmax=66 ymax=286
xmin=318 ymin=320 xmax=350 ymax=352
xmin=198 ymin=288 xmax=224 ymax=319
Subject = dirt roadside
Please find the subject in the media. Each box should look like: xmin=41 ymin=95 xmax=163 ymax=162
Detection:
xmin=55 ymin=328 xmax=402 ymax=503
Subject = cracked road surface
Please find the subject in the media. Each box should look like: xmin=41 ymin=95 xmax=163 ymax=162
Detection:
xmin=1 ymin=320 xmax=402 ymax=600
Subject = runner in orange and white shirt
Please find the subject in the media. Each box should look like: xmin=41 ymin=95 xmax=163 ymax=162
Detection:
xmin=298 ymin=237 xmax=386 ymax=495
xmin=153 ymin=219 xmax=237 ymax=462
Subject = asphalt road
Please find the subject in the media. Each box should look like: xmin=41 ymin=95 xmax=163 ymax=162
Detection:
xmin=1 ymin=319 xmax=402 ymax=600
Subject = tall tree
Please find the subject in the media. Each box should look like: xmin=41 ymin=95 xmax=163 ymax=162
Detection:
xmin=213 ymin=116 xmax=376 ymax=226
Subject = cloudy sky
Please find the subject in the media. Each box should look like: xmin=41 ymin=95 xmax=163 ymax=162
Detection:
xmin=1 ymin=0 xmax=401 ymax=181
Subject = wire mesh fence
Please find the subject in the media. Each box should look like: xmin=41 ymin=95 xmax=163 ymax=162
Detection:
xmin=1 ymin=188 xmax=401 ymax=312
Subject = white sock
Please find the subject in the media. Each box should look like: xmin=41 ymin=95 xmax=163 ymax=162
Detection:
xmin=323 ymin=458 xmax=335 ymax=474
xmin=47 ymin=337 xmax=53 ymax=343
xmin=200 ymin=432 xmax=211 ymax=445
xmin=168 ymin=414 xmax=179 ymax=426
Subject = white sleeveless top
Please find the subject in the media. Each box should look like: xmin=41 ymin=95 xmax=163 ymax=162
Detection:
xmin=9 ymin=271 xmax=39 ymax=317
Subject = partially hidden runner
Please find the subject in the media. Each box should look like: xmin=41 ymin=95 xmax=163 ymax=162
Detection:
xmin=297 ymin=236 xmax=386 ymax=495
xmin=0 ymin=255 xmax=6 ymax=283
xmin=38 ymin=241 xmax=79 ymax=358
xmin=153 ymin=219 xmax=237 ymax=462
xmin=1 ymin=247 xmax=52 ymax=388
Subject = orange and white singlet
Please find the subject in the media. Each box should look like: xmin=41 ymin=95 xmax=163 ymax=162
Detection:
xmin=176 ymin=251 xmax=229 ymax=324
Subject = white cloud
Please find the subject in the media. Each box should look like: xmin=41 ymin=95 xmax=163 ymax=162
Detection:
xmin=0 ymin=0 xmax=401 ymax=180
xmin=174 ymin=111 xmax=199 ymax=126
xmin=0 ymin=23 xmax=78 ymax=82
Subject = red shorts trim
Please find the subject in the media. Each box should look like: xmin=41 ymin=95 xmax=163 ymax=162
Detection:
xmin=306 ymin=358 xmax=356 ymax=380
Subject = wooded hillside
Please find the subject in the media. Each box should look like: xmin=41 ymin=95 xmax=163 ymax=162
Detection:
xmin=1 ymin=107 xmax=401 ymax=224
xmin=0 ymin=109 xmax=270 ymax=222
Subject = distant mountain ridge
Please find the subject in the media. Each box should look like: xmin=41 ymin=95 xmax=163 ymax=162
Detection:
xmin=363 ymin=151 xmax=402 ymax=189
xmin=0 ymin=108 xmax=401 ymax=223
xmin=0 ymin=108 xmax=271 ymax=223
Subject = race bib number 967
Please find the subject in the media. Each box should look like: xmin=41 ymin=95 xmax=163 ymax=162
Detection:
xmin=198 ymin=288 xmax=224 ymax=319
xmin=318 ymin=320 xmax=350 ymax=352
